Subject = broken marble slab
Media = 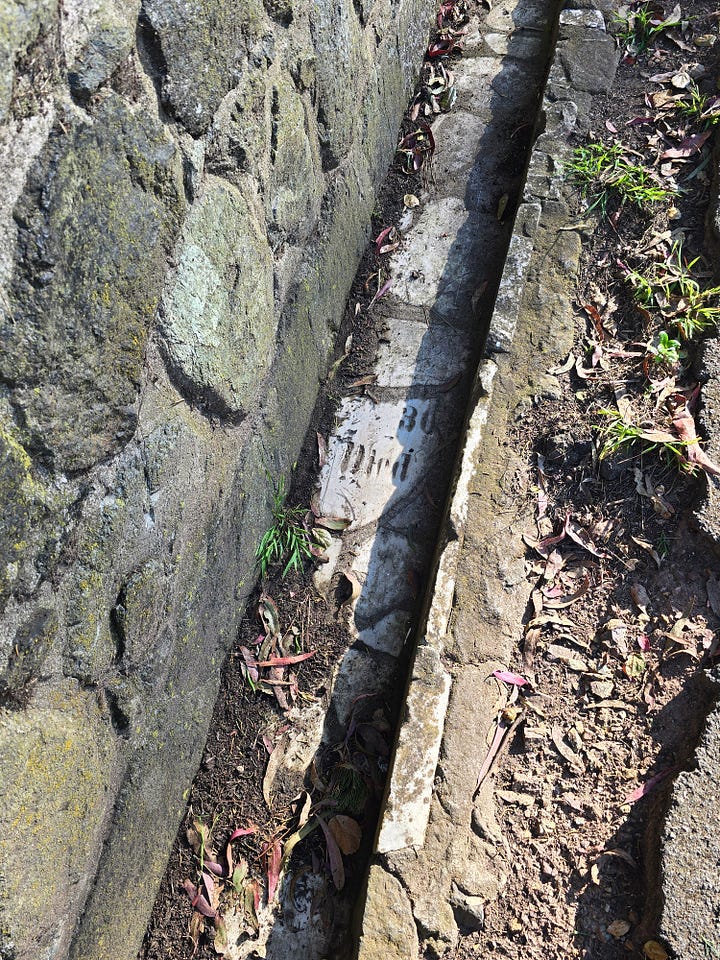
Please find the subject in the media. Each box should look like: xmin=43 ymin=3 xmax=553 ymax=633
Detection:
xmin=374 ymin=316 xmax=470 ymax=389
xmin=387 ymin=197 xmax=488 ymax=322
xmin=317 ymin=396 xmax=442 ymax=529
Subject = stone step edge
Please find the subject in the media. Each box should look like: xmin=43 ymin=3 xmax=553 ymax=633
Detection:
xmin=359 ymin=0 xmax=616 ymax=890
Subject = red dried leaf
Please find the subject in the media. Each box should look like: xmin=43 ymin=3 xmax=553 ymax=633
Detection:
xmin=374 ymin=225 xmax=394 ymax=254
xmin=582 ymin=303 xmax=605 ymax=340
xmin=202 ymin=871 xmax=219 ymax=909
xmin=565 ymin=516 xmax=607 ymax=558
xmin=492 ymin=670 xmax=530 ymax=687
xmin=249 ymin=651 xmax=315 ymax=668
xmin=525 ymin=527 xmax=566 ymax=557
xmin=270 ymin=666 xmax=290 ymax=710
xmin=240 ymin=646 xmax=259 ymax=683
xmin=369 ymin=278 xmax=393 ymax=307
xmin=228 ymin=825 xmax=257 ymax=842
xmin=660 ymin=131 xmax=711 ymax=159
xmin=428 ymin=38 xmax=456 ymax=56
xmin=267 ymin=839 xmax=283 ymax=902
xmin=672 ymin=405 xmax=720 ymax=475
xmin=182 ymin=879 xmax=217 ymax=919
xmin=317 ymin=816 xmax=345 ymax=891
xmin=624 ymin=766 xmax=677 ymax=804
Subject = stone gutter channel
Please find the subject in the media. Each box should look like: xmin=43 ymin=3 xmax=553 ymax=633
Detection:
xmin=348 ymin=4 xmax=626 ymax=957
xmin=347 ymin=3 xmax=720 ymax=958
xmin=310 ymin=0 xmax=622 ymax=956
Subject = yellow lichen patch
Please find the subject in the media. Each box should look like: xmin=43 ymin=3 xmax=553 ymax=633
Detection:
xmin=0 ymin=682 xmax=118 ymax=954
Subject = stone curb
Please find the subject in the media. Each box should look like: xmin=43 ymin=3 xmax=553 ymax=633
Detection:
xmin=356 ymin=3 xmax=620 ymax=956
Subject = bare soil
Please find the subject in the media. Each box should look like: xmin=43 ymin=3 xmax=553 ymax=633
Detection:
xmin=457 ymin=6 xmax=720 ymax=958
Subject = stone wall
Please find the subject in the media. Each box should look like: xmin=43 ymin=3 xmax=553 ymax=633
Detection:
xmin=0 ymin=2 xmax=434 ymax=958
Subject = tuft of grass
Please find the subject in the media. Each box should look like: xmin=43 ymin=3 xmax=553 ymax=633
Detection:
xmin=565 ymin=142 xmax=676 ymax=216
xmin=596 ymin=408 xmax=689 ymax=462
xmin=255 ymin=478 xmax=320 ymax=578
xmin=613 ymin=2 xmax=681 ymax=54
xmin=681 ymin=82 xmax=720 ymax=127
xmin=596 ymin=410 xmax=647 ymax=460
xmin=624 ymin=242 xmax=720 ymax=339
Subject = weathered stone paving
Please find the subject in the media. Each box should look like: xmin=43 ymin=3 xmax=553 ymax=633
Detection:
xmin=179 ymin=4 xmax=558 ymax=952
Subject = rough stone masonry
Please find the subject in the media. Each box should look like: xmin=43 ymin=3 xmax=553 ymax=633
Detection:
xmin=0 ymin=2 xmax=436 ymax=958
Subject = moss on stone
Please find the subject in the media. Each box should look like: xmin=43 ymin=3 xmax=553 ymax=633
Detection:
xmin=3 ymin=93 xmax=184 ymax=472
xmin=158 ymin=177 xmax=275 ymax=417
xmin=266 ymin=74 xmax=323 ymax=243
xmin=0 ymin=0 xmax=58 ymax=121
xmin=143 ymin=0 xmax=270 ymax=136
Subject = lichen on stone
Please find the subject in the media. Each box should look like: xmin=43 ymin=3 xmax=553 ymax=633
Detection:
xmin=3 ymin=93 xmax=184 ymax=472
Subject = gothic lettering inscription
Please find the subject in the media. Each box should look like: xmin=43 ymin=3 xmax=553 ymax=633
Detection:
xmin=318 ymin=398 xmax=438 ymax=528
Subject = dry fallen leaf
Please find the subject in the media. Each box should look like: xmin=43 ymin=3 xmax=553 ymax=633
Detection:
xmin=631 ymin=583 xmax=651 ymax=616
xmin=548 ymin=352 xmax=576 ymax=375
xmin=328 ymin=815 xmax=362 ymax=855
xmin=551 ymin=724 xmax=584 ymax=770
xmin=262 ymin=736 xmax=287 ymax=808
xmin=607 ymin=919 xmax=631 ymax=938
xmin=672 ymin=404 xmax=720 ymax=475
xmin=317 ymin=432 xmax=327 ymax=468
xmin=602 ymin=848 xmax=637 ymax=868
xmin=623 ymin=653 xmax=647 ymax=679
xmin=644 ymin=940 xmax=669 ymax=960
xmin=339 ymin=570 xmax=362 ymax=606
xmin=547 ymin=644 xmax=589 ymax=672
xmin=631 ymin=535 xmax=662 ymax=569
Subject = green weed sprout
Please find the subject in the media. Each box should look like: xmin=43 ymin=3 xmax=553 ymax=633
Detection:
xmin=565 ymin=142 xmax=676 ymax=216
xmin=681 ymin=82 xmax=720 ymax=127
xmin=613 ymin=3 xmax=681 ymax=54
xmin=648 ymin=330 xmax=682 ymax=365
xmin=256 ymin=478 xmax=320 ymax=578
xmin=596 ymin=410 xmax=646 ymax=460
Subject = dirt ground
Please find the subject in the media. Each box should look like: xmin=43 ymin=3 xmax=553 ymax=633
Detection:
xmin=458 ymin=5 xmax=720 ymax=957
xmin=140 ymin=3 xmax=720 ymax=959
